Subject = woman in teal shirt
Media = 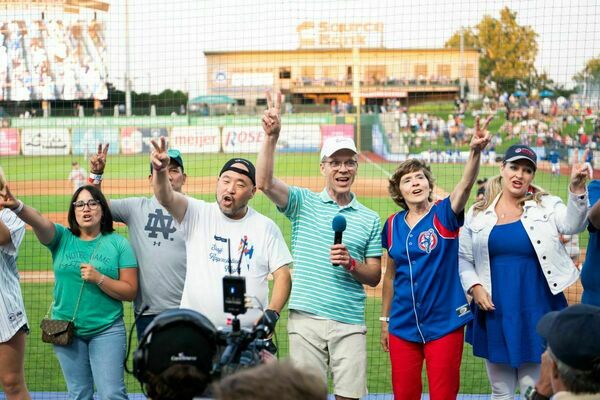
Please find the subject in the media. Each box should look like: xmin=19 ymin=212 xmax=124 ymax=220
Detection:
xmin=1 ymin=184 xmax=138 ymax=400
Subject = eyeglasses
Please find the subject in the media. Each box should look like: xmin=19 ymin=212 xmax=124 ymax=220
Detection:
xmin=322 ymin=160 xmax=358 ymax=170
xmin=73 ymin=199 xmax=100 ymax=210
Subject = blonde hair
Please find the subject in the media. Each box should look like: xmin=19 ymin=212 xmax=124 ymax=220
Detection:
xmin=473 ymin=174 xmax=548 ymax=214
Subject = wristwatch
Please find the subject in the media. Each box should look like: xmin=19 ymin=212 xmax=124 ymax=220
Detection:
xmin=524 ymin=386 xmax=551 ymax=400
xmin=265 ymin=309 xmax=280 ymax=323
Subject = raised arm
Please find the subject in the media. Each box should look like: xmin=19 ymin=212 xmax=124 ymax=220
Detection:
xmin=0 ymin=217 xmax=12 ymax=246
xmin=150 ymin=137 xmax=188 ymax=223
xmin=553 ymin=150 xmax=590 ymax=235
xmin=0 ymin=186 xmax=55 ymax=245
xmin=256 ymin=91 xmax=290 ymax=209
xmin=589 ymin=195 xmax=600 ymax=230
xmin=88 ymin=143 xmax=109 ymax=191
xmin=449 ymin=115 xmax=492 ymax=214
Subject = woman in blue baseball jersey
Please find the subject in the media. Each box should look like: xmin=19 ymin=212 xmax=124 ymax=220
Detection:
xmin=458 ymin=144 xmax=589 ymax=399
xmin=380 ymin=116 xmax=492 ymax=400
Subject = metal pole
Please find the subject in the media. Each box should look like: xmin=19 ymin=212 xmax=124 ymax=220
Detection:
xmin=460 ymin=28 xmax=465 ymax=100
xmin=124 ymin=0 xmax=132 ymax=116
xmin=352 ymin=47 xmax=361 ymax=151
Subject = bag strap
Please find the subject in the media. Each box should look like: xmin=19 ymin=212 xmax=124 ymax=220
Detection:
xmin=46 ymin=236 xmax=104 ymax=322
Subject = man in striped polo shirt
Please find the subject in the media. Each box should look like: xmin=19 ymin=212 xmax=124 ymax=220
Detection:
xmin=257 ymin=92 xmax=382 ymax=400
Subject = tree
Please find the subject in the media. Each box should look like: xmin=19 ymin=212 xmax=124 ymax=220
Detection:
xmin=574 ymin=56 xmax=600 ymax=101
xmin=574 ymin=56 xmax=600 ymax=85
xmin=445 ymin=7 xmax=538 ymax=92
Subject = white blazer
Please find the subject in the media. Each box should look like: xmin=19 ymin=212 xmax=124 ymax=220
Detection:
xmin=459 ymin=190 xmax=589 ymax=296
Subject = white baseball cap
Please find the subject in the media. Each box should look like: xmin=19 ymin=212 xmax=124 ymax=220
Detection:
xmin=320 ymin=136 xmax=357 ymax=160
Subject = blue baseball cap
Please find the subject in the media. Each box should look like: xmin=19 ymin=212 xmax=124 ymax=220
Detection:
xmin=537 ymin=304 xmax=600 ymax=371
xmin=150 ymin=149 xmax=184 ymax=173
xmin=503 ymin=144 xmax=537 ymax=171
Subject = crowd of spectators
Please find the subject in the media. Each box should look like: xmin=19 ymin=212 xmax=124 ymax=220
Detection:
xmin=0 ymin=19 xmax=107 ymax=101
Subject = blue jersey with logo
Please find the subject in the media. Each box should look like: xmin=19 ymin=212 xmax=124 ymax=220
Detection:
xmin=382 ymin=197 xmax=472 ymax=343
xmin=582 ymin=180 xmax=600 ymax=306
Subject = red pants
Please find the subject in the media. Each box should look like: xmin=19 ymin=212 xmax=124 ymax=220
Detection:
xmin=389 ymin=328 xmax=464 ymax=400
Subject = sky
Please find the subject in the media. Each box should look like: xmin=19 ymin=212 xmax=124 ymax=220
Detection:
xmin=101 ymin=0 xmax=600 ymax=96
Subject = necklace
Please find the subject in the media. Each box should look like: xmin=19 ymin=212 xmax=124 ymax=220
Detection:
xmin=497 ymin=206 xmax=522 ymax=220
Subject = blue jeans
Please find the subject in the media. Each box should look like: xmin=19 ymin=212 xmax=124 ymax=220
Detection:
xmin=135 ymin=313 xmax=157 ymax=341
xmin=53 ymin=319 xmax=127 ymax=400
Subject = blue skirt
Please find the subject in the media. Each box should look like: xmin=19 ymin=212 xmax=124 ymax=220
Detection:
xmin=466 ymin=220 xmax=567 ymax=368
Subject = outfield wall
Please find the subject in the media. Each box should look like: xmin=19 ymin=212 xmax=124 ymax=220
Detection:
xmin=0 ymin=116 xmax=352 ymax=156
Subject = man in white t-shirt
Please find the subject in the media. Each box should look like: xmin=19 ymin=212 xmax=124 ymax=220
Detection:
xmin=150 ymin=137 xmax=292 ymax=331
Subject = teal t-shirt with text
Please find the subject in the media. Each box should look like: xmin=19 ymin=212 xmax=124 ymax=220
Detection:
xmin=46 ymin=224 xmax=138 ymax=337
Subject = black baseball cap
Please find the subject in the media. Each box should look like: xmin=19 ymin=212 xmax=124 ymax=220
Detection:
xmin=219 ymin=158 xmax=256 ymax=186
xmin=150 ymin=149 xmax=184 ymax=173
xmin=536 ymin=304 xmax=600 ymax=371
xmin=503 ymin=144 xmax=537 ymax=170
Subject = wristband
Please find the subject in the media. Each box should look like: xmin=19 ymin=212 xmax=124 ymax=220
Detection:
xmin=379 ymin=316 xmax=389 ymax=322
xmin=88 ymin=173 xmax=103 ymax=185
xmin=11 ymin=200 xmax=25 ymax=215
xmin=346 ymin=257 xmax=357 ymax=272
xmin=97 ymin=274 xmax=105 ymax=287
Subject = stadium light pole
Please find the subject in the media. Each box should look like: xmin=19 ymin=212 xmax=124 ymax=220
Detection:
xmin=352 ymin=46 xmax=361 ymax=152
xmin=124 ymin=0 xmax=132 ymax=116
xmin=459 ymin=27 xmax=465 ymax=100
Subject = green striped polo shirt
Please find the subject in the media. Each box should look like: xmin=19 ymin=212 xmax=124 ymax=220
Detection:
xmin=280 ymin=186 xmax=382 ymax=325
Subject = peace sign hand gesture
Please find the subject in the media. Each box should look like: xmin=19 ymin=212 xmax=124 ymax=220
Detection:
xmin=470 ymin=115 xmax=493 ymax=153
xmin=90 ymin=143 xmax=109 ymax=174
xmin=262 ymin=91 xmax=283 ymax=137
xmin=0 ymin=185 xmax=19 ymax=211
xmin=569 ymin=148 xmax=590 ymax=194
xmin=150 ymin=137 xmax=170 ymax=173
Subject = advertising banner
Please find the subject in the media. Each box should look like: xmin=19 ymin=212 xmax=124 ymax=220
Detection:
xmin=0 ymin=128 xmax=19 ymax=155
xmin=320 ymin=124 xmax=355 ymax=145
xmin=72 ymin=128 xmax=120 ymax=155
xmin=222 ymin=124 xmax=323 ymax=154
xmin=171 ymin=127 xmax=220 ymax=153
xmin=221 ymin=126 xmax=265 ymax=153
xmin=277 ymin=125 xmax=321 ymax=152
xmin=121 ymin=127 xmax=168 ymax=155
xmin=21 ymin=128 xmax=70 ymax=155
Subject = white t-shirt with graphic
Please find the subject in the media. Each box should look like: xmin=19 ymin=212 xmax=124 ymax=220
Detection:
xmin=178 ymin=199 xmax=292 ymax=330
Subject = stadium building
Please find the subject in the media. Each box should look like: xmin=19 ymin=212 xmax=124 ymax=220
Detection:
xmin=203 ymin=22 xmax=479 ymax=113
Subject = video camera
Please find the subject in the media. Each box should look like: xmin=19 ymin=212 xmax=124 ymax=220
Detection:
xmin=216 ymin=275 xmax=278 ymax=377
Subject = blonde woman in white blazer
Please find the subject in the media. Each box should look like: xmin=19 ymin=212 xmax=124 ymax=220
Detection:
xmin=458 ymin=144 xmax=589 ymax=400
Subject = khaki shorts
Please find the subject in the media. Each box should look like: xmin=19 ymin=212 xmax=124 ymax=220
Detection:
xmin=287 ymin=310 xmax=368 ymax=398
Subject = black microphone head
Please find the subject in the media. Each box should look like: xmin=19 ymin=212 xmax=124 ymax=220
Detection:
xmin=332 ymin=214 xmax=347 ymax=233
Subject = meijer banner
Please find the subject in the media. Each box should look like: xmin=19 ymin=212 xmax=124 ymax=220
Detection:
xmin=171 ymin=127 xmax=220 ymax=153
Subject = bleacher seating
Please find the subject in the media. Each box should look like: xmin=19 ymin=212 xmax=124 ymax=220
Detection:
xmin=0 ymin=19 xmax=108 ymax=101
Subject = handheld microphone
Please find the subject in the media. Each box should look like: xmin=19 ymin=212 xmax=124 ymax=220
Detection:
xmin=332 ymin=215 xmax=347 ymax=266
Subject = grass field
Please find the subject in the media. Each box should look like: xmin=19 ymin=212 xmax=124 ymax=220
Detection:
xmin=2 ymin=146 xmax=586 ymax=395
